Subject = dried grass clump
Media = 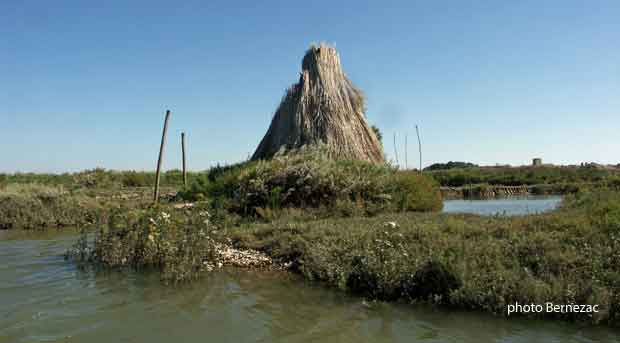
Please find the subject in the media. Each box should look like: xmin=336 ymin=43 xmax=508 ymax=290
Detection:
xmin=252 ymin=43 xmax=384 ymax=164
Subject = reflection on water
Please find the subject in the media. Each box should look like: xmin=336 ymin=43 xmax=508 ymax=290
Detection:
xmin=1 ymin=230 xmax=618 ymax=343
xmin=443 ymin=195 xmax=563 ymax=216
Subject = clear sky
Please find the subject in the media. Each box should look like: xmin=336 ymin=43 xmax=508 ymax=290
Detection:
xmin=1 ymin=0 xmax=618 ymax=172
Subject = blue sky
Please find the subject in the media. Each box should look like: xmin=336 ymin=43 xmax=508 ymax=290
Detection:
xmin=1 ymin=0 xmax=618 ymax=172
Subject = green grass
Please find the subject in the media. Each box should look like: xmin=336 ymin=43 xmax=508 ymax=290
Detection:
xmin=178 ymin=146 xmax=443 ymax=218
xmin=0 ymin=168 xmax=203 ymax=189
xmin=0 ymin=184 xmax=103 ymax=230
xmin=1 ymin=152 xmax=441 ymax=230
xmin=0 ymin=183 xmax=149 ymax=230
xmin=227 ymin=190 xmax=620 ymax=326
xmin=7 ymin=150 xmax=620 ymax=326
xmin=66 ymin=182 xmax=620 ymax=326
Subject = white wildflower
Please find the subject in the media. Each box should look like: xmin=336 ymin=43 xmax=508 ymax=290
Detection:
xmin=383 ymin=221 xmax=398 ymax=229
xmin=160 ymin=212 xmax=171 ymax=223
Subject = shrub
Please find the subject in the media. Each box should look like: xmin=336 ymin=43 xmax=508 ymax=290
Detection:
xmin=121 ymin=171 xmax=152 ymax=187
xmin=72 ymin=168 xmax=119 ymax=189
xmin=180 ymin=146 xmax=442 ymax=217
xmin=607 ymin=176 xmax=620 ymax=190
xmin=531 ymin=184 xmax=552 ymax=195
xmin=371 ymin=125 xmax=383 ymax=143
xmin=162 ymin=169 xmax=184 ymax=186
xmin=389 ymin=171 xmax=443 ymax=212
xmin=410 ymin=260 xmax=461 ymax=301
xmin=207 ymin=162 xmax=249 ymax=182
xmin=178 ymin=180 xmax=206 ymax=201
xmin=69 ymin=205 xmax=219 ymax=282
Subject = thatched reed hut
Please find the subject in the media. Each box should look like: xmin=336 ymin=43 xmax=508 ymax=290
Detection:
xmin=251 ymin=44 xmax=384 ymax=164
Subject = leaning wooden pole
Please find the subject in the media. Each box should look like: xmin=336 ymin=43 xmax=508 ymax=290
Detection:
xmin=154 ymin=110 xmax=171 ymax=203
xmin=393 ymin=132 xmax=400 ymax=168
xmin=405 ymin=133 xmax=408 ymax=170
xmin=415 ymin=125 xmax=422 ymax=172
xmin=181 ymin=132 xmax=187 ymax=187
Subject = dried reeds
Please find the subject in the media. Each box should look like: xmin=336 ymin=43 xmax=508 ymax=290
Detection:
xmin=252 ymin=44 xmax=384 ymax=164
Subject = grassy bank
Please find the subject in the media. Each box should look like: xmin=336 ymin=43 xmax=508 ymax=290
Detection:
xmin=11 ymin=154 xmax=620 ymax=326
xmin=0 ymin=168 xmax=198 ymax=189
xmin=65 ymin=149 xmax=444 ymax=281
xmin=2 ymin=149 xmax=442 ymax=230
xmin=178 ymin=147 xmax=443 ymax=218
xmin=68 ymin=187 xmax=620 ymax=326
xmin=428 ymin=165 xmax=620 ymax=188
xmin=227 ymin=190 xmax=620 ymax=326
xmin=0 ymin=183 xmax=151 ymax=230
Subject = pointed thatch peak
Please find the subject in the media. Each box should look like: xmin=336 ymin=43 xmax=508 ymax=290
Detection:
xmin=251 ymin=43 xmax=384 ymax=164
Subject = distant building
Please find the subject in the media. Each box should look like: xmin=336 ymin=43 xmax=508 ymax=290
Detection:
xmin=532 ymin=158 xmax=542 ymax=166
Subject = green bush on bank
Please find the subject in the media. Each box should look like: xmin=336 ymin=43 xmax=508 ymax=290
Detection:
xmin=69 ymin=205 xmax=219 ymax=282
xmin=178 ymin=146 xmax=443 ymax=217
xmin=229 ymin=190 xmax=620 ymax=326
xmin=388 ymin=171 xmax=443 ymax=212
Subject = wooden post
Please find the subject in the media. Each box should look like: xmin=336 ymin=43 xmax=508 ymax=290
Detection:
xmin=181 ymin=132 xmax=187 ymax=187
xmin=154 ymin=110 xmax=171 ymax=203
xmin=415 ymin=125 xmax=422 ymax=172
xmin=393 ymin=132 xmax=400 ymax=168
xmin=405 ymin=133 xmax=408 ymax=170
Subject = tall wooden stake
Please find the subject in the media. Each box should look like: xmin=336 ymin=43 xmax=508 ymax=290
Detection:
xmin=405 ymin=133 xmax=408 ymax=170
xmin=181 ymin=132 xmax=187 ymax=187
xmin=154 ymin=110 xmax=171 ymax=203
xmin=415 ymin=125 xmax=422 ymax=172
xmin=393 ymin=132 xmax=400 ymax=168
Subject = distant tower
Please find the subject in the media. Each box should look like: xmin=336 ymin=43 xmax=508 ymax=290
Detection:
xmin=532 ymin=158 xmax=542 ymax=166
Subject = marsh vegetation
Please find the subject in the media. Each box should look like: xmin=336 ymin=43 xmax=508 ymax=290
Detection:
xmin=4 ymin=150 xmax=620 ymax=327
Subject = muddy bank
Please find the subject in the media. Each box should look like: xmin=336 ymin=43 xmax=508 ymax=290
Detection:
xmin=440 ymin=184 xmax=575 ymax=199
xmin=441 ymin=185 xmax=532 ymax=199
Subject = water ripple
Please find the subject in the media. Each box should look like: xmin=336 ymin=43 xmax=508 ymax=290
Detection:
xmin=0 ymin=232 xmax=618 ymax=343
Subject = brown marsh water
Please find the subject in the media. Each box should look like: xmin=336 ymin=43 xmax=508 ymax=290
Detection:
xmin=1 ymin=227 xmax=618 ymax=343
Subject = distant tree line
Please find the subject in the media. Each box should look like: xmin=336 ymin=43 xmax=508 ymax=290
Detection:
xmin=424 ymin=161 xmax=478 ymax=171
xmin=427 ymin=165 xmax=620 ymax=187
